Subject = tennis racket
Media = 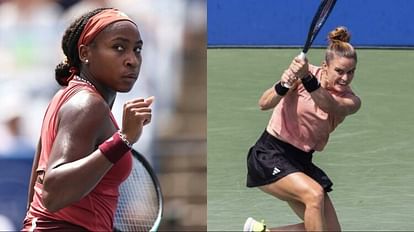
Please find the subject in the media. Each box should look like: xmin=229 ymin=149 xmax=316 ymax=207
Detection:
xmin=283 ymin=0 xmax=337 ymax=88
xmin=113 ymin=149 xmax=163 ymax=232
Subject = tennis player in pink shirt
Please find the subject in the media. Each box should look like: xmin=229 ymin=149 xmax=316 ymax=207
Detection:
xmin=244 ymin=26 xmax=361 ymax=232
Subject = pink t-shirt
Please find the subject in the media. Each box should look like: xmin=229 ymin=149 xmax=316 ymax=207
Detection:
xmin=267 ymin=65 xmax=356 ymax=152
xmin=24 ymin=80 xmax=132 ymax=231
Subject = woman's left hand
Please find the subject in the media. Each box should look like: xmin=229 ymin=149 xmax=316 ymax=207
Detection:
xmin=289 ymin=57 xmax=309 ymax=80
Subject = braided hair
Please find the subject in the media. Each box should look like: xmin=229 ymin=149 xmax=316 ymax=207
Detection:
xmin=55 ymin=8 xmax=111 ymax=86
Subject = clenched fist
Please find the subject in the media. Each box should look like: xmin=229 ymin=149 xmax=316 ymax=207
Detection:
xmin=121 ymin=96 xmax=154 ymax=145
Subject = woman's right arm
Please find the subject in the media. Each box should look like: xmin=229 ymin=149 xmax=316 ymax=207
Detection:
xmin=41 ymin=93 xmax=153 ymax=212
xmin=258 ymin=84 xmax=284 ymax=110
xmin=258 ymin=68 xmax=298 ymax=111
xmin=41 ymin=93 xmax=114 ymax=212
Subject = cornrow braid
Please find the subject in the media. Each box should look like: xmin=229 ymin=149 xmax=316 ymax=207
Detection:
xmin=55 ymin=8 xmax=112 ymax=86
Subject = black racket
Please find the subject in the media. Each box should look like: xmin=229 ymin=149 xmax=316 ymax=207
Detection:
xmin=114 ymin=149 xmax=163 ymax=232
xmin=283 ymin=0 xmax=337 ymax=88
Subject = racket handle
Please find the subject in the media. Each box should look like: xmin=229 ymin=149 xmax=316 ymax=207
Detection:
xmin=281 ymin=82 xmax=292 ymax=88
xmin=281 ymin=52 xmax=307 ymax=88
xmin=298 ymin=51 xmax=306 ymax=60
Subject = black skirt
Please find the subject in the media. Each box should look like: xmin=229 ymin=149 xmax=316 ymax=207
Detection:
xmin=246 ymin=130 xmax=333 ymax=192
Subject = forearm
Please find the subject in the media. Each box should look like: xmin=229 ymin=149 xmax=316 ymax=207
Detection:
xmin=304 ymin=77 xmax=360 ymax=116
xmin=42 ymin=150 xmax=113 ymax=212
xmin=309 ymin=87 xmax=342 ymax=114
xmin=258 ymin=82 xmax=286 ymax=110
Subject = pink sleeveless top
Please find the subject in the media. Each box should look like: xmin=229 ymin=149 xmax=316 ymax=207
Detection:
xmin=24 ymin=80 xmax=132 ymax=231
xmin=267 ymin=65 xmax=356 ymax=152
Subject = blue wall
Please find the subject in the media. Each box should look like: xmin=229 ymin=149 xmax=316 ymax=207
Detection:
xmin=208 ymin=0 xmax=414 ymax=47
xmin=0 ymin=158 xmax=33 ymax=230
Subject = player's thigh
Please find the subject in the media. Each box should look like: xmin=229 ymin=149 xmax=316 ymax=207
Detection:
xmin=259 ymin=172 xmax=324 ymax=203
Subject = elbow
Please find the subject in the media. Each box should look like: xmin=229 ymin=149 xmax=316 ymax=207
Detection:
xmin=340 ymin=97 xmax=362 ymax=116
xmin=42 ymin=189 xmax=84 ymax=213
xmin=258 ymin=104 xmax=266 ymax=111
xmin=42 ymin=190 xmax=61 ymax=212
xmin=42 ymin=176 xmax=74 ymax=212
xmin=258 ymin=101 xmax=269 ymax=111
xmin=351 ymin=98 xmax=362 ymax=115
xmin=42 ymin=181 xmax=85 ymax=212
xmin=41 ymin=174 xmax=61 ymax=212
xmin=259 ymin=105 xmax=268 ymax=111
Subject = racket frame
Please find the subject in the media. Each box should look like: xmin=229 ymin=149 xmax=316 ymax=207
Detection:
xmin=113 ymin=149 xmax=163 ymax=232
xmin=131 ymin=150 xmax=163 ymax=232
xmin=282 ymin=0 xmax=337 ymax=88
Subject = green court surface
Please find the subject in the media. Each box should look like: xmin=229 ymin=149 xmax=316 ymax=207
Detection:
xmin=207 ymin=48 xmax=414 ymax=231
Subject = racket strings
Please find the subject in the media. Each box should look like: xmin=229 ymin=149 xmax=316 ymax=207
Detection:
xmin=306 ymin=0 xmax=337 ymax=49
xmin=114 ymin=158 xmax=160 ymax=231
xmin=315 ymin=1 xmax=335 ymax=29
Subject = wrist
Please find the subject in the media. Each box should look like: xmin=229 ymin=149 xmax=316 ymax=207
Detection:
xmin=274 ymin=82 xmax=289 ymax=96
xmin=301 ymin=73 xmax=313 ymax=82
xmin=99 ymin=132 xmax=131 ymax=164
xmin=301 ymin=74 xmax=320 ymax=93
xmin=118 ymin=131 xmax=133 ymax=148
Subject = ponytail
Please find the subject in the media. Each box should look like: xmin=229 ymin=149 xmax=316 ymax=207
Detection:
xmin=54 ymin=61 xmax=72 ymax=86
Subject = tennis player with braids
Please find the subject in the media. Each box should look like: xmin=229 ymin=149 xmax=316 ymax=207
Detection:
xmin=244 ymin=26 xmax=361 ymax=232
xmin=22 ymin=8 xmax=153 ymax=231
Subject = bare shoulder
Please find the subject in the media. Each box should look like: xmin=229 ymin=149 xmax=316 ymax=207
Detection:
xmin=61 ymin=90 xmax=108 ymax=118
xmin=46 ymin=90 xmax=113 ymax=167
xmin=344 ymin=87 xmax=361 ymax=106
xmin=57 ymin=90 xmax=112 ymax=140
xmin=333 ymin=88 xmax=361 ymax=115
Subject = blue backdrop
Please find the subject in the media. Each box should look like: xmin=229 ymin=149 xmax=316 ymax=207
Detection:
xmin=0 ymin=158 xmax=33 ymax=230
xmin=208 ymin=0 xmax=414 ymax=47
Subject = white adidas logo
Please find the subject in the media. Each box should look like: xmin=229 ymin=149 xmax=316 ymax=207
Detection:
xmin=272 ymin=167 xmax=281 ymax=175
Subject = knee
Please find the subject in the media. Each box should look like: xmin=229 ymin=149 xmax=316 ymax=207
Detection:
xmin=302 ymin=186 xmax=324 ymax=209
